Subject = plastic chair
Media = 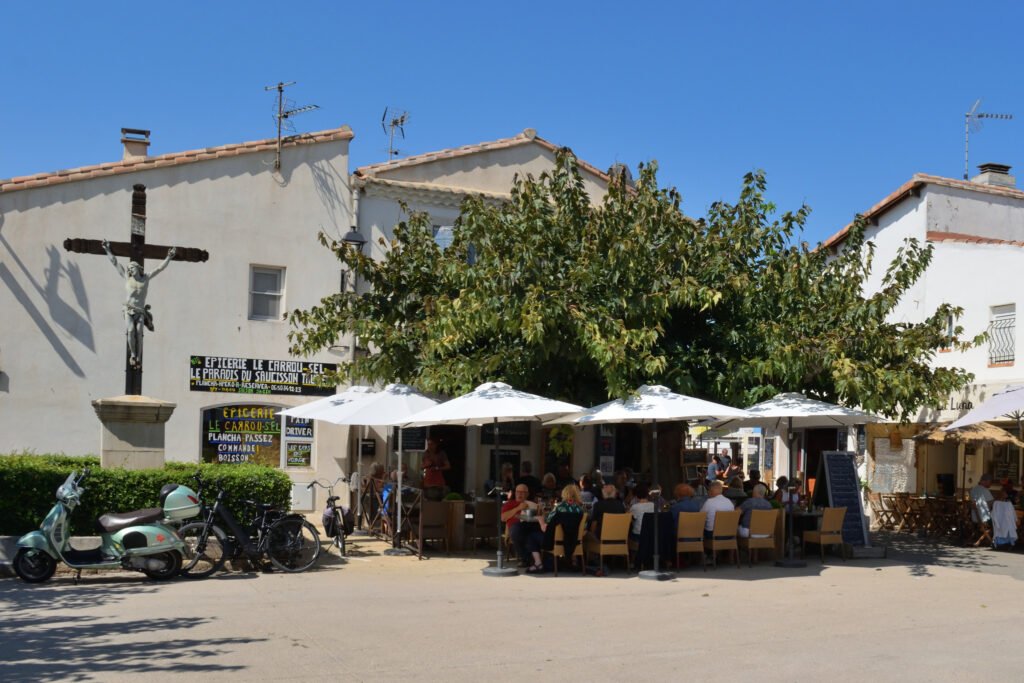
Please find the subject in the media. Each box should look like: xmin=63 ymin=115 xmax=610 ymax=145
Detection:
xmin=466 ymin=501 xmax=499 ymax=549
xmin=804 ymin=506 xmax=847 ymax=562
xmin=675 ymin=512 xmax=707 ymax=571
xmin=739 ymin=509 xmax=779 ymax=567
xmin=704 ymin=510 xmax=742 ymax=569
xmin=416 ymin=500 xmax=449 ymax=559
xmin=544 ymin=513 xmax=587 ymax=576
xmin=596 ymin=512 xmax=632 ymax=574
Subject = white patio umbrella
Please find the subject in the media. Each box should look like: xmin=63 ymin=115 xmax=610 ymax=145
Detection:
xmin=553 ymin=385 xmax=752 ymax=580
xmin=277 ymin=385 xmax=375 ymax=420
xmin=401 ymin=381 xmax=584 ymax=576
xmin=705 ymin=392 xmax=884 ymax=566
xmin=945 ymin=384 xmax=1024 ymax=432
xmin=321 ymin=384 xmax=440 ymax=554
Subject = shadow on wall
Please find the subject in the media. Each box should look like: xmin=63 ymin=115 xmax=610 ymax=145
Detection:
xmin=309 ymin=158 xmax=352 ymax=241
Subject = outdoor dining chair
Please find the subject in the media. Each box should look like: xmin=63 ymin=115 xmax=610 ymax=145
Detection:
xmin=867 ymin=493 xmax=895 ymax=531
xmin=544 ymin=512 xmax=587 ymax=576
xmin=675 ymin=512 xmax=707 ymax=571
xmin=738 ymin=509 xmax=779 ymax=567
xmin=416 ymin=500 xmax=449 ymax=559
xmin=466 ymin=500 xmax=499 ymax=549
xmin=803 ymin=506 xmax=847 ymax=562
xmin=704 ymin=510 xmax=742 ymax=569
xmin=596 ymin=512 xmax=632 ymax=574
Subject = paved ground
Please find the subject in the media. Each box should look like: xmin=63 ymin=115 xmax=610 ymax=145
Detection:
xmin=2 ymin=533 xmax=1022 ymax=682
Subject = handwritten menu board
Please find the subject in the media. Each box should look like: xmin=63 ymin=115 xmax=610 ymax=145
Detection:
xmin=202 ymin=404 xmax=281 ymax=466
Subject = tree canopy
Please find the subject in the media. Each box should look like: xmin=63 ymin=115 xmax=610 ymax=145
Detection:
xmin=288 ymin=150 xmax=979 ymax=419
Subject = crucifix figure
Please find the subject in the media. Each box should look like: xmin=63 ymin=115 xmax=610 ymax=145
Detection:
xmin=64 ymin=183 xmax=208 ymax=395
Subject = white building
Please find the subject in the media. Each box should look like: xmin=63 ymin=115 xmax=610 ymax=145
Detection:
xmin=821 ymin=163 xmax=1024 ymax=492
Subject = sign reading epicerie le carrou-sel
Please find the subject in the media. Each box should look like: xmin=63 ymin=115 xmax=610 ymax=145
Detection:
xmin=189 ymin=355 xmax=337 ymax=396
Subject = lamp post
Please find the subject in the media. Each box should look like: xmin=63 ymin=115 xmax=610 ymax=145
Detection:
xmin=343 ymin=225 xmax=368 ymax=532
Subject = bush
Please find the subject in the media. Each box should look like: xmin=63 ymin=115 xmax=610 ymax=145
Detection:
xmin=0 ymin=454 xmax=292 ymax=536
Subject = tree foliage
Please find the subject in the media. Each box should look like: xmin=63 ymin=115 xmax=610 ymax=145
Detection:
xmin=288 ymin=150 xmax=979 ymax=419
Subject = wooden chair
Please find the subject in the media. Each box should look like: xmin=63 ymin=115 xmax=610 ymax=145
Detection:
xmin=675 ymin=512 xmax=707 ymax=571
xmin=416 ymin=500 xmax=449 ymax=559
xmin=704 ymin=510 xmax=741 ymax=569
xmin=596 ymin=512 xmax=632 ymax=574
xmin=867 ymin=493 xmax=894 ymax=531
xmin=881 ymin=494 xmax=904 ymax=533
xmin=544 ymin=513 xmax=587 ymax=576
xmin=466 ymin=501 xmax=499 ymax=549
xmin=804 ymin=506 xmax=847 ymax=562
xmin=739 ymin=509 xmax=779 ymax=567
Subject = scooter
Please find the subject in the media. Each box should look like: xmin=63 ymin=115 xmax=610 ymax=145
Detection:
xmin=13 ymin=469 xmax=199 ymax=583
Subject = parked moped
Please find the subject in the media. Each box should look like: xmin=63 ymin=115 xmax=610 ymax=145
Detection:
xmin=13 ymin=469 xmax=199 ymax=583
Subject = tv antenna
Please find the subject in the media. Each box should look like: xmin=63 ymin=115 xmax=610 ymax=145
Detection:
xmin=964 ymin=99 xmax=1012 ymax=180
xmin=381 ymin=107 xmax=409 ymax=159
xmin=264 ymin=81 xmax=320 ymax=170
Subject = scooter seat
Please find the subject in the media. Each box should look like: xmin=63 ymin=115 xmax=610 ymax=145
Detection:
xmin=97 ymin=508 xmax=163 ymax=533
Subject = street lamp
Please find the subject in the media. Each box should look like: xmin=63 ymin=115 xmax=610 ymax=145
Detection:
xmin=342 ymin=225 xmax=368 ymax=533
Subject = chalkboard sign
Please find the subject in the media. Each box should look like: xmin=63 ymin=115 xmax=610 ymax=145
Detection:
xmin=395 ymin=427 xmax=427 ymax=451
xmin=681 ymin=449 xmax=708 ymax=466
xmin=814 ymin=450 xmax=869 ymax=547
xmin=481 ymin=421 xmax=531 ymax=446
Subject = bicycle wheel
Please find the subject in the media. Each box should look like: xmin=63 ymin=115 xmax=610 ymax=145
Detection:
xmin=335 ymin=510 xmax=347 ymax=556
xmin=267 ymin=517 xmax=321 ymax=573
xmin=178 ymin=522 xmax=229 ymax=578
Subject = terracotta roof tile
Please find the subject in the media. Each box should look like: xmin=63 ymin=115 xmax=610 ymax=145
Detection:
xmin=0 ymin=126 xmax=353 ymax=193
xmin=821 ymin=173 xmax=1024 ymax=250
xmin=355 ymin=128 xmax=611 ymax=184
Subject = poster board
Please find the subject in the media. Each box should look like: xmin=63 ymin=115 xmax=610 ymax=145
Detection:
xmin=814 ymin=450 xmax=869 ymax=547
xmin=870 ymin=437 xmax=915 ymax=494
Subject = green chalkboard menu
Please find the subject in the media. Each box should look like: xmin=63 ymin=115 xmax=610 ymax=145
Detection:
xmin=814 ymin=450 xmax=869 ymax=546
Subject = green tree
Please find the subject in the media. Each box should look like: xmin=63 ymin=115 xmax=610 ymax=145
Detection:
xmin=288 ymin=151 xmax=978 ymax=419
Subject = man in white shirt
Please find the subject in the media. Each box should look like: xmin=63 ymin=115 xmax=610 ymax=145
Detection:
xmin=700 ymin=481 xmax=735 ymax=539
xmin=970 ymin=474 xmax=995 ymax=524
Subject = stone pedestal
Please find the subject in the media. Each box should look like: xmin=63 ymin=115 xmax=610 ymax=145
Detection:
xmin=92 ymin=395 xmax=176 ymax=470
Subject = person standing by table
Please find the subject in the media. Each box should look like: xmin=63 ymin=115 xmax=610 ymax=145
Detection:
xmin=422 ymin=437 xmax=451 ymax=502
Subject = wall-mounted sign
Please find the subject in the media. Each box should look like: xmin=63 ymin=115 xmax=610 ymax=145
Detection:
xmin=287 ymin=442 xmax=313 ymax=468
xmin=481 ymin=421 xmax=531 ymax=446
xmin=285 ymin=416 xmax=314 ymax=439
xmin=189 ymin=356 xmax=337 ymax=396
xmin=360 ymin=439 xmax=377 ymax=457
xmin=395 ymin=427 xmax=427 ymax=452
xmin=201 ymin=404 xmax=281 ymax=466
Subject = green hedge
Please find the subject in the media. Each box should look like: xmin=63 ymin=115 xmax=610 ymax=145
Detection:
xmin=0 ymin=455 xmax=293 ymax=536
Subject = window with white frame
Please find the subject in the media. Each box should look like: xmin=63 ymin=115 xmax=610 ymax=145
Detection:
xmin=988 ymin=304 xmax=1015 ymax=364
xmin=250 ymin=266 xmax=285 ymax=320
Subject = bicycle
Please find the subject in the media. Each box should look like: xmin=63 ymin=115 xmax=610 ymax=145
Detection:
xmin=308 ymin=477 xmax=353 ymax=557
xmin=178 ymin=474 xmax=322 ymax=577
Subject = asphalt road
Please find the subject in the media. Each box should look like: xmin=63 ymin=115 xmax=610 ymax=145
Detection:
xmin=2 ymin=535 xmax=1021 ymax=682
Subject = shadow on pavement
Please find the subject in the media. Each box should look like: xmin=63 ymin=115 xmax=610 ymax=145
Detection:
xmin=874 ymin=531 xmax=1024 ymax=580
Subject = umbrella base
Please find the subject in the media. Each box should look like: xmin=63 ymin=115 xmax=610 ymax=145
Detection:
xmin=383 ymin=547 xmax=413 ymax=556
xmin=638 ymin=570 xmax=672 ymax=581
xmin=482 ymin=566 xmax=519 ymax=577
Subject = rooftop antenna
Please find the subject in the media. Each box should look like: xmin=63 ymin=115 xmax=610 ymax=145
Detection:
xmin=264 ymin=81 xmax=320 ymax=170
xmin=964 ymin=99 xmax=1012 ymax=180
xmin=381 ymin=107 xmax=409 ymax=159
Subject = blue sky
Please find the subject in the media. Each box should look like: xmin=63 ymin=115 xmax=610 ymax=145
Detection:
xmin=3 ymin=1 xmax=1023 ymax=244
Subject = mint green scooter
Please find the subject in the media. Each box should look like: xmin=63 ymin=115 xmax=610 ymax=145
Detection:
xmin=14 ymin=469 xmax=197 ymax=583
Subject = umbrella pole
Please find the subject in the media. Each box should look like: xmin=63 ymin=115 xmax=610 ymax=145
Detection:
xmin=352 ymin=426 xmax=368 ymax=535
xmin=483 ymin=418 xmax=517 ymax=577
xmin=384 ymin=428 xmax=411 ymax=555
xmin=639 ymin=419 xmax=670 ymax=581
xmin=777 ymin=416 xmax=807 ymax=568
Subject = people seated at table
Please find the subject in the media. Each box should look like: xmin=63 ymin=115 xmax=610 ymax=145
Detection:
xmin=389 ymin=462 xmax=419 ymax=489
xmin=628 ymin=485 xmax=655 ymax=538
xmin=970 ymin=473 xmax=995 ymax=524
xmin=700 ymin=481 xmax=735 ymax=539
xmin=516 ymin=461 xmax=542 ymax=498
xmin=772 ymin=476 xmax=788 ymax=503
xmin=743 ymin=469 xmax=763 ymax=494
xmin=526 ymin=484 xmax=585 ymax=573
xmin=556 ymin=464 xmax=576 ymax=488
xmin=540 ymin=472 xmax=560 ymax=501
xmin=588 ymin=484 xmax=626 ymax=538
xmin=738 ymin=484 xmax=773 ymax=538
xmin=670 ymin=483 xmax=702 ymax=529
xmin=579 ymin=474 xmax=598 ymax=504
xmin=486 ymin=462 xmax=516 ymax=500
xmin=723 ymin=457 xmax=743 ymax=482
xmin=501 ymin=484 xmax=539 ymax=566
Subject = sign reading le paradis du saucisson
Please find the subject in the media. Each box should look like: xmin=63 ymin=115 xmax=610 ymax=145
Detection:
xmin=189 ymin=355 xmax=337 ymax=396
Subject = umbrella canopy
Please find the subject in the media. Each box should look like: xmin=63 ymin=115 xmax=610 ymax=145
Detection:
xmin=915 ymin=421 xmax=1024 ymax=448
xmin=551 ymin=384 xmax=752 ymax=425
xmin=400 ymin=382 xmax=583 ymax=427
xmin=944 ymin=384 xmax=1024 ymax=431
xmin=277 ymin=385 xmax=375 ymax=421
xmin=317 ymin=383 xmax=439 ymax=427
xmin=706 ymin=392 xmax=885 ymax=431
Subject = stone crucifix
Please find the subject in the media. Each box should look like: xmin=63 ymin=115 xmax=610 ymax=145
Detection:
xmin=64 ymin=184 xmax=209 ymax=395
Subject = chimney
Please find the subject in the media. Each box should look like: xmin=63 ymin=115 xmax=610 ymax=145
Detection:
xmin=971 ymin=162 xmax=1015 ymax=188
xmin=121 ymin=128 xmax=151 ymax=160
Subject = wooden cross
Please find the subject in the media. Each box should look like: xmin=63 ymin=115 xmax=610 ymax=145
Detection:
xmin=64 ymin=184 xmax=208 ymax=395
